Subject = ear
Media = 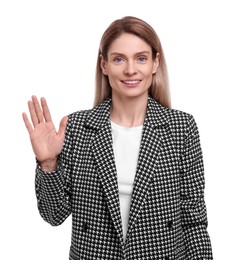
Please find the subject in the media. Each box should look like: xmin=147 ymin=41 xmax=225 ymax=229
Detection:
xmin=100 ymin=55 xmax=108 ymax=75
xmin=152 ymin=53 xmax=160 ymax=74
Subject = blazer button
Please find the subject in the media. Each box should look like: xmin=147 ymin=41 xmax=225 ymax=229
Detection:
xmin=167 ymin=220 xmax=173 ymax=229
xmin=82 ymin=222 xmax=88 ymax=232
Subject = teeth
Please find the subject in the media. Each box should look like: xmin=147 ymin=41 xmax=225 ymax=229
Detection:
xmin=123 ymin=80 xmax=140 ymax=84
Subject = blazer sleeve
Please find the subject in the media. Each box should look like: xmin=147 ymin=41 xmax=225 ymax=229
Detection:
xmin=180 ymin=115 xmax=213 ymax=259
xmin=35 ymin=118 xmax=73 ymax=226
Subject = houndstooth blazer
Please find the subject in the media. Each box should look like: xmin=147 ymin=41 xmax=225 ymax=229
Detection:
xmin=35 ymin=97 xmax=213 ymax=260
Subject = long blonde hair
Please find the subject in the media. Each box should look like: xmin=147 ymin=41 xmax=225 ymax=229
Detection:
xmin=94 ymin=16 xmax=171 ymax=108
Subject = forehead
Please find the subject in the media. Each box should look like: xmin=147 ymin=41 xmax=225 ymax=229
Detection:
xmin=108 ymin=33 xmax=152 ymax=55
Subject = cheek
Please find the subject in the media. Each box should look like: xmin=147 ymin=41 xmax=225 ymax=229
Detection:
xmin=106 ymin=69 xmax=120 ymax=81
xmin=145 ymin=70 xmax=155 ymax=87
xmin=107 ymin=74 xmax=117 ymax=88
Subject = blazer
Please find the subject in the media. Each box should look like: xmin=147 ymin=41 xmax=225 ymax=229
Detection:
xmin=35 ymin=97 xmax=213 ymax=260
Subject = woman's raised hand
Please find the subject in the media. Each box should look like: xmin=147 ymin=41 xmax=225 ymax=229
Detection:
xmin=22 ymin=96 xmax=68 ymax=171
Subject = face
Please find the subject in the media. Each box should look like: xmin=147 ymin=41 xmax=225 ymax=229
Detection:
xmin=100 ymin=33 xmax=159 ymax=100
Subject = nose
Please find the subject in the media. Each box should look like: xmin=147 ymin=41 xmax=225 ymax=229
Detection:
xmin=124 ymin=61 xmax=137 ymax=75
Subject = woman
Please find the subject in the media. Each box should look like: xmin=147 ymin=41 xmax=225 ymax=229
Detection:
xmin=22 ymin=16 xmax=213 ymax=259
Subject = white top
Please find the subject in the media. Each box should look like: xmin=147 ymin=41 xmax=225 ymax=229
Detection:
xmin=111 ymin=121 xmax=143 ymax=240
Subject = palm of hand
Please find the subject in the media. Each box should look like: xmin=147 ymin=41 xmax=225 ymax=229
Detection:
xmin=22 ymin=96 xmax=68 ymax=163
xmin=30 ymin=121 xmax=64 ymax=162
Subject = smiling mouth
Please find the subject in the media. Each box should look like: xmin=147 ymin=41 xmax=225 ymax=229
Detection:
xmin=121 ymin=80 xmax=141 ymax=87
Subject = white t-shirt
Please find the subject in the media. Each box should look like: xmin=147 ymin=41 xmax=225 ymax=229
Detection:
xmin=111 ymin=121 xmax=143 ymax=240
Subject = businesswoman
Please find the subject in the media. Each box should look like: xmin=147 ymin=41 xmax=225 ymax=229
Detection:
xmin=22 ymin=16 xmax=213 ymax=259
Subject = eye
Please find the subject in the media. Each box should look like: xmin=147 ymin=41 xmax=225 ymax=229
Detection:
xmin=114 ymin=57 xmax=125 ymax=63
xmin=137 ymin=56 xmax=147 ymax=62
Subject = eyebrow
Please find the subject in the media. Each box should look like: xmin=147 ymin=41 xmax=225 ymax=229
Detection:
xmin=109 ymin=51 xmax=151 ymax=56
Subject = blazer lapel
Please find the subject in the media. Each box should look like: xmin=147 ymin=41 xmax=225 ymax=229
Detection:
xmin=126 ymin=97 xmax=168 ymax=241
xmin=86 ymin=98 xmax=124 ymax=245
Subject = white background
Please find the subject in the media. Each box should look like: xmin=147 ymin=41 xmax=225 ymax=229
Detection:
xmin=1 ymin=0 xmax=235 ymax=259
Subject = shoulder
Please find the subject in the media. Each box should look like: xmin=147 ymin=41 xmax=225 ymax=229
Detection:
xmin=66 ymin=98 xmax=111 ymax=131
xmin=149 ymin=97 xmax=195 ymax=127
xmin=66 ymin=109 xmax=90 ymax=128
xmin=148 ymin=98 xmax=199 ymax=137
xmin=165 ymin=107 xmax=200 ymax=139
xmin=166 ymin=107 xmax=195 ymax=126
xmin=68 ymin=108 xmax=90 ymax=122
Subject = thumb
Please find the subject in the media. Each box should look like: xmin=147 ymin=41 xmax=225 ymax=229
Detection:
xmin=58 ymin=116 xmax=68 ymax=139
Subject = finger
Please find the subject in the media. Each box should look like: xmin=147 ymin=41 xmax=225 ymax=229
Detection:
xmin=41 ymin=97 xmax=52 ymax=122
xmin=31 ymin=95 xmax=44 ymax=123
xmin=22 ymin=112 xmax=34 ymax=134
xmin=28 ymin=100 xmax=40 ymax=127
xmin=58 ymin=116 xmax=68 ymax=139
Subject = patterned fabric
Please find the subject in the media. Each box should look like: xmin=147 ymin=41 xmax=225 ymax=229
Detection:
xmin=35 ymin=97 xmax=213 ymax=259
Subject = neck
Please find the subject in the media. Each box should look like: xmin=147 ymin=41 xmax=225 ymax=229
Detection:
xmin=110 ymin=94 xmax=148 ymax=127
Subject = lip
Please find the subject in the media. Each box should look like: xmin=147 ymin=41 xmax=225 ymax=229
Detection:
xmin=121 ymin=80 xmax=141 ymax=88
